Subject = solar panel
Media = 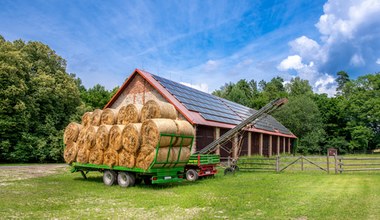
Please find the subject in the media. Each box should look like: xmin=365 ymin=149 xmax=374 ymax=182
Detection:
xmin=152 ymin=74 xmax=293 ymax=134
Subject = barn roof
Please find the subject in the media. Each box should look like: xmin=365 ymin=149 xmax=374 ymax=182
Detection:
xmin=105 ymin=69 xmax=296 ymax=138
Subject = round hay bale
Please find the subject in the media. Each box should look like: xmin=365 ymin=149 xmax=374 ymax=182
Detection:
xmin=91 ymin=109 xmax=103 ymax=126
xmin=174 ymin=120 xmax=194 ymax=146
xmin=63 ymin=141 xmax=78 ymax=164
xmin=89 ymin=147 xmax=104 ymax=165
xmin=171 ymin=147 xmax=191 ymax=162
xmin=141 ymin=100 xmax=177 ymax=122
xmin=76 ymin=147 xmax=90 ymax=164
xmin=76 ymin=127 xmax=88 ymax=150
xmin=108 ymin=125 xmax=126 ymax=151
xmin=100 ymin=108 xmax=118 ymax=125
xmin=123 ymin=104 xmax=143 ymax=123
xmin=84 ymin=126 xmax=98 ymax=149
xmin=135 ymin=144 xmax=155 ymax=170
xmin=63 ymin=122 xmax=83 ymax=144
xmin=141 ymin=119 xmax=177 ymax=147
xmin=96 ymin=125 xmax=112 ymax=150
xmin=81 ymin=112 xmax=92 ymax=127
xmin=122 ymin=123 xmax=142 ymax=154
xmin=117 ymin=106 xmax=129 ymax=125
xmin=118 ymin=149 xmax=135 ymax=168
xmin=104 ymin=149 xmax=119 ymax=168
xmin=149 ymin=147 xmax=174 ymax=168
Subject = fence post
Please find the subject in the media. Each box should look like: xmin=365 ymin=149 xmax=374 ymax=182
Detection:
xmin=276 ymin=156 xmax=279 ymax=172
xmin=327 ymin=154 xmax=330 ymax=174
xmin=334 ymin=154 xmax=338 ymax=174
xmin=339 ymin=158 xmax=342 ymax=174
xmin=301 ymin=156 xmax=304 ymax=171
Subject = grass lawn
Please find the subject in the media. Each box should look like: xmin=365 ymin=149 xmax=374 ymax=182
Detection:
xmin=1 ymin=167 xmax=380 ymax=219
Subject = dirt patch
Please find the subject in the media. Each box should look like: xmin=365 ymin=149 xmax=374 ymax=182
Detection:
xmin=0 ymin=164 xmax=68 ymax=185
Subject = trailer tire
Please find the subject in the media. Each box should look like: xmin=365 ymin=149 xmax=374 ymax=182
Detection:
xmin=186 ymin=169 xmax=198 ymax=181
xmin=103 ymin=170 xmax=117 ymax=186
xmin=224 ymin=167 xmax=235 ymax=175
xmin=117 ymin=172 xmax=135 ymax=188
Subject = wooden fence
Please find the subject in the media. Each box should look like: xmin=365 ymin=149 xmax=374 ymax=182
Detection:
xmin=237 ymin=155 xmax=380 ymax=173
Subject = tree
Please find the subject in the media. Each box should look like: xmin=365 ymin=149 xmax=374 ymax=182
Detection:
xmin=336 ymin=71 xmax=350 ymax=95
xmin=273 ymin=95 xmax=325 ymax=154
xmin=0 ymin=36 xmax=81 ymax=162
xmin=286 ymin=77 xmax=313 ymax=97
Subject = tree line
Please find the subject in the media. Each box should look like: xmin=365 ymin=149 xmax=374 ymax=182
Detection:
xmin=213 ymin=71 xmax=380 ymax=154
xmin=0 ymin=37 xmax=118 ymax=163
xmin=1 ymin=36 xmax=379 ymax=162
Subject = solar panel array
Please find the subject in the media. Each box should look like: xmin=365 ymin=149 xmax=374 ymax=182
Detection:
xmin=152 ymin=74 xmax=292 ymax=135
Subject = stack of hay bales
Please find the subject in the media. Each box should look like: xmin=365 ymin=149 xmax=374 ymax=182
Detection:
xmin=63 ymin=100 xmax=194 ymax=170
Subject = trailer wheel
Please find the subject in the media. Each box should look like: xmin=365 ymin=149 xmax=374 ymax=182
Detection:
xmin=117 ymin=172 xmax=135 ymax=188
xmin=186 ymin=169 xmax=198 ymax=181
xmin=224 ymin=167 xmax=235 ymax=175
xmin=103 ymin=170 xmax=117 ymax=186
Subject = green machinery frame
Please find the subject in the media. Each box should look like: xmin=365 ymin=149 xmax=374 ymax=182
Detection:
xmin=71 ymin=133 xmax=194 ymax=184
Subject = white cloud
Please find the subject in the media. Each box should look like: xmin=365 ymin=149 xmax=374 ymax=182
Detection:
xmin=180 ymin=82 xmax=209 ymax=93
xmin=278 ymin=0 xmax=380 ymax=97
xmin=203 ymin=60 xmax=220 ymax=72
xmin=277 ymin=55 xmax=305 ymax=71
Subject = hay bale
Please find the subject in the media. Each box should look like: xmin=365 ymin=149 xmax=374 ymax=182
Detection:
xmin=122 ymin=123 xmax=142 ymax=154
xmin=96 ymin=125 xmax=112 ymax=150
xmin=84 ymin=126 xmax=98 ymax=149
xmin=76 ymin=147 xmax=90 ymax=164
xmin=141 ymin=100 xmax=177 ymax=122
xmin=76 ymin=127 xmax=88 ymax=150
xmin=108 ymin=125 xmax=125 ymax=151
xmin=104 ymin=149 xmax=118 ymax=168
xmin=141 ymin=119 xmax=177 ymax=147
xmin=117 ymin=106 xmax=129 ymax=125
xmin=63 ymin=122 xmax=83 ymax=144
xmin=171 ymin=147 xmax=191 ymax=162
xmin=91 ymin=109 xmax=103 ymax=126
xmin=82 ymin=112 xmax=92 ymax=127
xmin=89 ymin=147 xmax=104 ymax=165
xmin=174 ymin=120 xmax=194 ymax=146
xmin=100 ymin=108 xmax=118 ymax=125
xmin=118 ymin=149 xmax=135 ymax=168
xmin=63 ymin=141 xmax=78 ymax=164
xmin=135 ymin=144 xmax=155 ymax=170
xmin=125 ymin=103 xmax=143 ymax=123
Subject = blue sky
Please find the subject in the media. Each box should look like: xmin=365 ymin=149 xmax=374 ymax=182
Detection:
xmin=1 ymin=0 xmax=379 ymax=96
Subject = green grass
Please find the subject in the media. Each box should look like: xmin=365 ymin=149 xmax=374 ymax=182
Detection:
xmin=1 ymin=168 xmax=380 ymax=219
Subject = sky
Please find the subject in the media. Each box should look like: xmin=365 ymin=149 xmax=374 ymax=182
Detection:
xmin=1 ymin=0 xmax=380 ymax=96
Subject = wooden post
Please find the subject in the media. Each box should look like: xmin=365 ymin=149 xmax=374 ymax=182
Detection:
xmin=233 ymin=134 xmax=238 ymax=159
xmin=276 ymin=156 xmax=279 ymax=172
xmin=248 ymin=132 xmax=252 ymax=156
xmin=327 ymin=153 xmax=330 ymax=174
xmin=283 ymin=137 xmax=286 ymax=154
xmin=334 ymin=154 xmax=338 ymax=174
xmin=277 ymin=136 xmax=280 ymax=155
xmin=288 ymin=138 xmax=291 ymax=153
xmin=301 ymin=156 xmax=304 ymax=171
xmin=259 ymin=133 xmax=263 ymax=156
xmin=269 ymin=135 xmax=273 ymax=157
xmin=192 ymin=125 xmax=197 ymax=154
xmin=215 ymin=127 xmax=220 ymax=156
xmin=339 ymin=158 xmax=342 ymax=174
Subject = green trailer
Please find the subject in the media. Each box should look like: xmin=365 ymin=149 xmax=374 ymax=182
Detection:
xmin=71 ymin=133 xmax=194 ymax=187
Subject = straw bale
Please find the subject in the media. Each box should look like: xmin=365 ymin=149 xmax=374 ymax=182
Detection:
xmin=91 ymin=109 xmax=103 ymax=126
xmin=100 ymin=108 xmax=118 ymax=125
xmin=84 ymin=126 xmax=98 ymax=149
xmin=63 ymin=122 xmax=83 ymax=144
xmin=81 ymin=112 xmax=92 ymax=127
xmin=96 ymin=125 xmax=112 ymax=150
xmin=122 ymin=123 xmax=142 ymax=154
xmin=63 ymin=141 xmax=78 ymax=164
xmin=118 ymin=149 xmax=135 ymax=168
xmin=76 ymin=127 xmax=88 ymax=150
xmin=104 ymin=149 xmax=119 ymax=168
xmin=141 ymin=119 xmax=177 ymax=147
xmin=76 ymin=147 xmax=90 ymax=164
xmin=117 ymin=106 xmax=129 ymax=125
xmin=171 ymin=147 xmax=191 ymax=162
xmin=141 ymin=100 xmax=177 ymax=122
xmin=108 ymin=125 xmax=125 ymax=151
xmin=89 ymin=147 xmax=104 ymax=165
xmin=120 ymin=103 xmax=143 ymax=124
xmin=174 ymin=120 xmax=194 ymax=146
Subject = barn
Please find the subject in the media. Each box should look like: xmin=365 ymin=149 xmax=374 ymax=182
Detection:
xmin=105 ymin=69 xmax=297 ymax=158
